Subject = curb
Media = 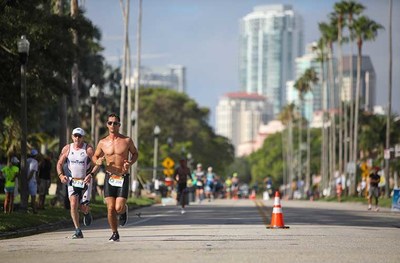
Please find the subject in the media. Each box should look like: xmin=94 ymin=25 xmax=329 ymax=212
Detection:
xmin=0 ymin=204 xmax=150 ymax=240
xmin=0 ymin=220 xmax=73 ymax=240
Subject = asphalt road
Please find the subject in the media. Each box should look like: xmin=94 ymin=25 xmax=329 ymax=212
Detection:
xmin=0 ymin=198 xmax=399 ymax=263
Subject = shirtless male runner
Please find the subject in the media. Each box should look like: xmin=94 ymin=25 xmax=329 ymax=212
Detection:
xmin=93 ymin=113 xmax=138 ymax=242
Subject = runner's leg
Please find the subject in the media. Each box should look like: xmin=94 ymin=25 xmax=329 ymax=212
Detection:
xmin=69 ymin=195 xmax=80 ymax=229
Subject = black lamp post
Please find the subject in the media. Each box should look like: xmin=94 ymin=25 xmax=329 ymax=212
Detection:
xmin=89 ymin=84 xmax=99 ymax=146
xmin=18 ymin=35 xmax=30 ymax=211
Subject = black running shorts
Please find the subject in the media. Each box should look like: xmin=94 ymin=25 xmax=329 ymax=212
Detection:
xmin=104 ymin=172 xmax=129 ymax=199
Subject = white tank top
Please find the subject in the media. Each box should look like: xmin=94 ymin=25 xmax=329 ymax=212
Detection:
xmin=67 ymin=143 xmax=90 ymax=179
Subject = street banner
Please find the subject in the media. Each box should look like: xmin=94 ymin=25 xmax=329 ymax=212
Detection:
xmin=384 ymin=149 xmax=390 ymax=160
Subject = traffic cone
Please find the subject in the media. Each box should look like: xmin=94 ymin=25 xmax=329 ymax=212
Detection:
xmin=267 ymin=191 xmax=289 ymax=229
xmin=249 ymin=190 xmax=256 ymax=200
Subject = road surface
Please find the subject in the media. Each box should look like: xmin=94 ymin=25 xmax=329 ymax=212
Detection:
xmin=0 ymin=198 xmax=399 ymax=263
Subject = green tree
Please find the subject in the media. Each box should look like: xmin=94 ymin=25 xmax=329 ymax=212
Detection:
xmin=278 ymin=103 xmax=296 ymax=197
xmin=342 ymin=0 xmax=365 ymax=171
xmin=0 ymin=0 xmax=104 ymax=151
xmin=319 ymin=20 xmax=338 ymax=191
xmin=124 ymin=88 xmax=234 ymax=181
xmin=294 ymin=68 xmax=318 ymax=192
xmin=351 ymin=15 xmax=383 ymax=195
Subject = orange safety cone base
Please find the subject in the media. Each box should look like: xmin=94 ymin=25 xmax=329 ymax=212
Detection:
xmin=266 ymin=225 xmax=289 ymax=229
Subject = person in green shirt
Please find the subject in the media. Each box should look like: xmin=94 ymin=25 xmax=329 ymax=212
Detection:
xmin=1 ymin=157 xmax=20 ymax=214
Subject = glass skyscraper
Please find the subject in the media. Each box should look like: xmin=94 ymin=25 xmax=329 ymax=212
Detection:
xmin=239 ymin=5 xmax=303 ymax=117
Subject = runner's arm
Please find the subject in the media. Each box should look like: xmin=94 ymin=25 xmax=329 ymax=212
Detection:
xmin=92 ymin=141 xmax=105 ymax=166
xmin=56 ymin=145 xmax=69 ymax=184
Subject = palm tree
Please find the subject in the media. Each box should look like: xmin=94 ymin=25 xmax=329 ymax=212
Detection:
xmin=294 ymin=77 xmax=306 ymax=186
xmin=119 ymin=0 xmax=130 ymax=134
xmin=312 ymin=39 xmax=329 ymax=191
xmin=343 ymin=1 xmax=365 ymax=194
xmin=294 ymin=68 xmax=319 ymax=193
xmin=333 ymin=2 xmax=349 ymax=179
xmin=53 ymin=0 xmax=69 ymax=209
xmin=319 ymin=21 xmax=338 ymax=193
xmin=385 ymin=0 xmax=393 ymax=198
xmin=351 ymin=15 xmax=383 ymax=195
xmin=278 ymin=103 xmax=296 ymax=198
xmin=70 ymin=0 xmax=80 ymax=127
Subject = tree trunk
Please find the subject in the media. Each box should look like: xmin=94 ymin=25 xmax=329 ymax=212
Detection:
xmin=337 ymin=22 xmax=344 ymax=180
xmin=351 ymin=41 xmax=363 ymax=196
xmin=132 ymin=0 xmax=143 ymax=197
xmin=70 ymin=0 xmax=79 ymax=128
xmin=328 ymin=43 xmax=336 ymax=195
xmin=384 ymin=0 xmax=393 ymax=198
xmin=51 ymin=0 xmax=69 ymax=209
xmin=288 ymin=119 xmax=294 ymax=198
xmin=298 ymin=101 xmax=302 ymax=184
xmin=119 ymin=0 xmax=130 ymax=134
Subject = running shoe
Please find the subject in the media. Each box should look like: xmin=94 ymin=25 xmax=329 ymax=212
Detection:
xmin=181 ymin=208 xmax=186 ymax=214
xmin=83 ymin=212 xmax=93 ymax=226
xmin=119 ymin=204 xmax=128 ymax=227
xmin=72 ymin=229 xmax=83 ymax=239
xmin=108 ymin=232 xmax=120 ymax=242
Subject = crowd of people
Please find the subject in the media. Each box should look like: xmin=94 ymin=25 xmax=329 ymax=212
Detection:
xmin=0 ymin=149 xmax=53 ymax=215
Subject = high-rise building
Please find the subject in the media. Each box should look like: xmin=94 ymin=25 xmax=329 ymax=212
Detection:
xmin=239 ymin=4 xmax=303 ymax=117
xmin=216 ymin=92 xmax=271 ymax=156
xmin=342 ymin=55 xmax=376 ymax=112
xmin=290 ymin=42 xmax=326 ymax=122
xmin=135 ymin=65 xmax=186 ymax=93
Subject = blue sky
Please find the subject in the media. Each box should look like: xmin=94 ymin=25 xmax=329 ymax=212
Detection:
xmin=84 ymin=0 xmax=400 ymax=128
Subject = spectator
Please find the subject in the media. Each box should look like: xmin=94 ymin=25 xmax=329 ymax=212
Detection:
xmin=27 ymin=149 xmax=39 ymax=214
xmin=38 ymin=152 xmax=52 ymax=210
xmin=1 ymin=157 xmax=20 ymax=213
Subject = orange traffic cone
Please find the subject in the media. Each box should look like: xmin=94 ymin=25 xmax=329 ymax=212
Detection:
xmin=249 ymin=190 xmax=256 ymax=200
xmin=267 ymin=191 xmax=289 ymax=229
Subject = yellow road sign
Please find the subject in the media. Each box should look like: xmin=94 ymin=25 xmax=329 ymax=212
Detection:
xmin=163 ymin=168 xmax=175 ymax=177
xmin=162 ymin=157 xmax=175 ymax=169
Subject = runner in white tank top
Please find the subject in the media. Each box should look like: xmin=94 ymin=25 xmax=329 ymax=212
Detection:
xmin=66 ymin=142 xmax=92 ymax=203
xmin=67 ymin=142 xmax=91 ymax=179
xmin=56 ymin=127 xmax=99 ymax=239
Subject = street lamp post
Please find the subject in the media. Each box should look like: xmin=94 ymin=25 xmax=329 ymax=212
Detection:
xmin=18 ymin=35 xmax=30 ymax=211
xmin=89 ymin=84 xmax=99 ymax=146
xmin=153 ymin=125 xmax=161 ymax=183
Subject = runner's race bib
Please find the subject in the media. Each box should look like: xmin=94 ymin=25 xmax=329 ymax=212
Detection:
xmin=109 ymin=176 xmax=124 ymax=187
xmin=71 ymin=178 xmax=85 ymax=188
